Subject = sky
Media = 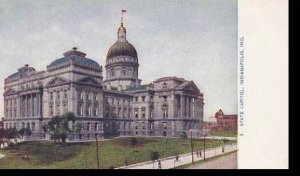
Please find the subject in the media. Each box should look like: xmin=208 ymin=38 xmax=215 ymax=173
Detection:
xmin=0 ymin=0 xmax=237 ymax=120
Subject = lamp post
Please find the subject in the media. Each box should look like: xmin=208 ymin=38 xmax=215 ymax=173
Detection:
xmin=190 ymin=131 xmax=194 ymax=164
xmin=203 ymin=134 xmax=206 ymax=161
xmin=95 ymin=132 xmax=100 ymax=169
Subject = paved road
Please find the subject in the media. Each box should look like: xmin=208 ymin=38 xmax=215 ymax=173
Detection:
xmin=118 ymin=143 xmax=237 ymax=169
xmin=187 ymin=151 xmax=237 ymax=169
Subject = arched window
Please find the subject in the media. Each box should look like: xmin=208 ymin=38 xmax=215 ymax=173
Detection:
xmin=162 ymin=104 xmax=168 ymax=118
xmin=111 ymin=68 xmax=115 ymax=77
xmin=87 ymin=104 xmax=91 ymax=116
xmin=78 ymin=104 xmax=83 ymax=116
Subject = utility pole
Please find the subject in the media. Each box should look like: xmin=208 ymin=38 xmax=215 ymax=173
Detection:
xmin=95 ymin=132 xmax=100 ymax=169
xmin=190 ymin=131 xmax=194 ymax=164
xmin=203 ymin=134 xmax=206 ymax=161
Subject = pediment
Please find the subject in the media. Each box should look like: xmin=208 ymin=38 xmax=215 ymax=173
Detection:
xmin=46 ymin=77 xmax=68 ymax=87
xmin=76 ymin=77 xmax=101 ymax=86
xmin=176 ymin=81 xmax=200 ymax=94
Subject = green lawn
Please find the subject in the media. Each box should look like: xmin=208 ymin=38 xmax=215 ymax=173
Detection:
xmin=209 ymin=131 xmax=237 ymax=137
xmin=0 ymin=137 xmax=236 ymax=169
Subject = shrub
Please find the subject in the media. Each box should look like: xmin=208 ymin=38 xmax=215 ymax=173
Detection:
xmin=150 ymin=150 xmax=159 ymax=161
xmin=130 ymin=137 xmax=138 ymax=147
xmin=180 ymin=132 xmax=188 ymax=139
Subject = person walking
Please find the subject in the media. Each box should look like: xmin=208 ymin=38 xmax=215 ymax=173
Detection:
xmin=158 ymin=160 xmax=162 ymax=169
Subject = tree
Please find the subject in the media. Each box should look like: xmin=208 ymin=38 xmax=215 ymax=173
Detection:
xmin=46 ymin=112 xmax=76 ymax=145
xmin=150 ymin=150 xmax=159 ymax=169
xmin=0 ymin=128 xmax=5 ymax=149
xmin=180 ymin=132 xmax=188 ymax=139
xmin=18 ymin=128 xmax=32 ymax=139
xmin=4 ymin=128 xmax=19 ymax=147
xmin=130 ymin=137 xmax=138 ymax=147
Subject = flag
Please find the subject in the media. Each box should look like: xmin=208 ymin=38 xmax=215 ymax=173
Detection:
xmin=121 ymin=9 xmax=127 ymax=15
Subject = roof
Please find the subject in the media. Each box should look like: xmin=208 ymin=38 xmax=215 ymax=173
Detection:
xmin=48 ymin=48 xmax=101 ymax=70
xmin=106 ymin=41 xmax=138 ymax=60
xmin=6 ymin=64 xmax=36 ymax=81
xmin=48 ymin=55 xmax=100 ymax=68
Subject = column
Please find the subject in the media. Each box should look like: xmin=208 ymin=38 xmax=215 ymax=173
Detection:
xmin=25 ymin=95 xmax=28 ymax=118
xmin=170 ymin=93 xmax=175 ymax=118
xmin=186 ymin=96 xmax=189 ymax=117
xmin=11 ymin=98 xmax=15 ymax=119
xmin=192 ymin=98 xmax=195 ymax=118
xmin=53 ymin=91 xmax=56 ymax=116
xmin=83 ymin=91 xmax=87 ymax=116
xmin=91 ymin=92 xmax=95 ymax=117
xmin=31 ymin=94 xmax=34 ymax=117
xmin=36 ymin=92 xmax=40 ymax=118
xmin=189 ymin=97 xmax=192 ymax=117
xmin=17 ymin=96 xmax=21 ymax=118
xmin=60 ymin=90 xmax=63 ymax=115
xmin=180 ymin=94 xmax=184 ymax=118
xmin=8 ymin=98 xmax=11 ymax=119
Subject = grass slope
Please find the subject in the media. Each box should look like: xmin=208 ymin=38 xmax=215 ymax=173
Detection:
xmin=0 ymin=137 xmax=236 ymax=169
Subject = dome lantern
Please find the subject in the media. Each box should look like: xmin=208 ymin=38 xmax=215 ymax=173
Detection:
xmin=118 ymin=18 xmax=127 ymax=42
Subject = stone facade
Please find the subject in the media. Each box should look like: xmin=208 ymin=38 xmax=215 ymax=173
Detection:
xmin=2 ymin=21 xmax=204 ymax=140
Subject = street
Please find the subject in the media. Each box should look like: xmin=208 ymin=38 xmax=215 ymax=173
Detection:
xmin=187 ymin=151 xmax=237 ymax=169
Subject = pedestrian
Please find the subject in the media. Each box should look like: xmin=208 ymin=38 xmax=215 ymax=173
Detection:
xmin=176 ymin=155 xmax=179 ymax=162
xmin=196 ymin=151 xmax=199 ymax=157
xmin=199 ymin=150 xmax=202 ymax=157
xmin=158 ymin=160 xmax=162 ymax=169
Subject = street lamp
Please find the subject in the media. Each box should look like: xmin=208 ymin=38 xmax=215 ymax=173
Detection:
xmin=95 ymin=132 xmax=100 ymax=169
xmin=203 ymin=133 xmax=206 ymax=161
xmin=190 ymin=131 xmax=194 ymax=164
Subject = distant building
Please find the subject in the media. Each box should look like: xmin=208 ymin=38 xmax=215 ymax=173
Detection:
xmin=203 ymin=109 xmax=237 ymax=132
xmin=214 ymin=109 xmax=237 ymax=131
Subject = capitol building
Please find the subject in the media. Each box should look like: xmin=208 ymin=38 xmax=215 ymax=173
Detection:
xmin=2 ymin=20 xmax=204 ymax=140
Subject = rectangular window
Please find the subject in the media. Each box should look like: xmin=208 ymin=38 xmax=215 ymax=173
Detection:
xmin=163 ymin=122 xmax=167 ymax=130
xmin=142 ymin=96 xmax=145 ymax=102
xmin=141 ymin=108 xmax=146 ymax=118
xmin=135 ymin=109 xmax=139 ymax=118
xmin=50 ymin=92 xmax=53 ymax=100
xmin=64 ymin=90 xmax=68 ymax=98
xmin=135 ymin=97 xmax=138 ymax=102
xmin=122 ymin=69 xmax=126 ymax=76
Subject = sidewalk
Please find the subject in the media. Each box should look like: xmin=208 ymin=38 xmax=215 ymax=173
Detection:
xmin=0 ymin=154 xmax=5 ymax=159
xmin=198 ymin=136 xmax=237 ymax=141
xmin=117 ymin=143 xmax=237 ymax=169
